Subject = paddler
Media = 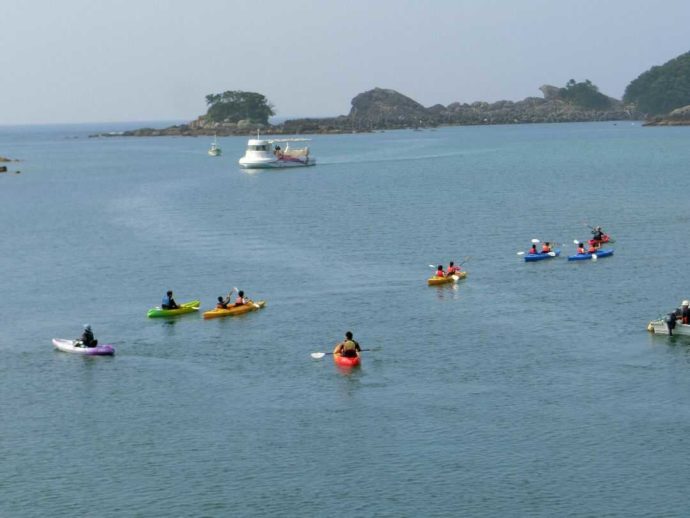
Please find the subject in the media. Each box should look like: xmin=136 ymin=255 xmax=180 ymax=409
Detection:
xmin=333 ymin=331 xmax=361 ymax=358
xmin=577 ymin=242 xmax=586 ymax=254
xmin=528 ymin=244 xmax=538 ymax=255
xmin=435 ymin=265 xmax=445 ymax=277
xmin=161 ymin=290 xmax=178 ymax=310
xmin=591 ymin=226 xmax=605 ymax=243
xmin=587 ymin=242 xmax=598 ymax=254
xmin=233 ymin=290 xmax=248 ymax=307
xmin=78 ymin=324 xmax=98 ymax=348
xmin=446 ymin=261 xmax=462 ymax=277
xmin=216 ymin=295 xmax=231 ymax=309
xmin=541 ymin=242 xmax=552 ymax=253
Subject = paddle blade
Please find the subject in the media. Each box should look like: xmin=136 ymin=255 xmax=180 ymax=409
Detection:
xmin=428 ymin=264 xmax=436 ymax=268
xmin=591 ymin=254 xmax=598 ymax=260
xmin=310 ymin=352 xmax=326 ymax=359
xmin=531 ymin=238 xmax=540 ymax=243
xmin=548 ymin=252 xmax=556 ymax=257
xmin=573 ymin=239 xmax=580 ymax=244
xmin=517 ymin=251 xmax=525 ymax=255
xmin=451 ymin=274 xmax=459 ymax=281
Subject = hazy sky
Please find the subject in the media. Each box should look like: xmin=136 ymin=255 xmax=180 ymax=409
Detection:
xmin=1 ymin=0 xmax=688 ymax=124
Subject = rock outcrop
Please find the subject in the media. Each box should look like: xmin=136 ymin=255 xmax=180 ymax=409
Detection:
xmin=643 ymin=104 xmax=690 ymax=126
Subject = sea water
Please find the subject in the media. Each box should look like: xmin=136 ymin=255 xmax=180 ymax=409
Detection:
xmin=2 ymin=122 xmax=690 ymax=516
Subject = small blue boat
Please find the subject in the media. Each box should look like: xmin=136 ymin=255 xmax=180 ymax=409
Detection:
xmin=524 ymin=249 xmax=561 ymax=262
xmin=567 ymin=249 xmax=614 ymax=261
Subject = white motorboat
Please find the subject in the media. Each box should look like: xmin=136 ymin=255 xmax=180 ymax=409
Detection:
xmin=647 ymin=318 xmax=690 ymax=336
xmin=239 ymin=135 xmax=316 ymax=169
xmin=208 ymin=136 xmax=222 ymax=156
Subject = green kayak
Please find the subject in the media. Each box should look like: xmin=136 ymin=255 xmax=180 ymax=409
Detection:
xmin=147 ymin=300 xmax=201 ymax=318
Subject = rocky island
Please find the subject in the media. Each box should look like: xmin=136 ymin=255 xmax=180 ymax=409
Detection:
xmin=94 ymin=48 xmax=690 ymax=136
xmin=94 ymin=79 xmax=636 ymax=138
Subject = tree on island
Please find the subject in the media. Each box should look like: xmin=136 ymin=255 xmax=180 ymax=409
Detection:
xmin=624 ymin=51 xmax=690 ymax=115
xmin=204 ymin=91 xmax=275 ymax=124
xmin=558 ymin=79 xmax=612 ymax=110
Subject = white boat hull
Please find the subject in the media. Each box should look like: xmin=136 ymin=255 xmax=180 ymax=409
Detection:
xmin=239 ymin=157 xmax=316 ymax=169
xmin=647 ymin=319 xmax=690 ymax=336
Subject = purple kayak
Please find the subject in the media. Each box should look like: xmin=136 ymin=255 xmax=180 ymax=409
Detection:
xmin=52 ymin=338 xmax=115 ymax=356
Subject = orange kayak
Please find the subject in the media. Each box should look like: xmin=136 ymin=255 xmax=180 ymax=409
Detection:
xmin=202 ymin=300 xmax=266 ymax=319
xmin=427 ymin=271 xmax=467 ymax=285
xmin=333 ymin=352 xmax=361 ymax=367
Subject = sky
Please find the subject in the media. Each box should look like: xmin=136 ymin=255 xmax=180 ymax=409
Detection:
xmin=1 ymin=0 xmax=689 ymax=124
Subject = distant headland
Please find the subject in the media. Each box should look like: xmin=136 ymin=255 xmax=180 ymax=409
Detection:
xmin=91 ymin=49 xmax=690 ymax=136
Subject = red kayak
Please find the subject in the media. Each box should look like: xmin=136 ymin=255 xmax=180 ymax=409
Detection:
xmin=333 ymin=352 xmax=361 ymax=368
xmin=589 ymin=234 xmax=612 ymax=246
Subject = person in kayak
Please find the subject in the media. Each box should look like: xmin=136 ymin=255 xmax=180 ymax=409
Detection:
xmin=541 ymin=242 xmax=552 ymax=253
xmin=587 ymin=242 xmax=598 ymax=254
xmin=78 ymin=324 xmax=98 ymax=348
xmin=233 ymin=290 xmax=248 ymax=307
xmin=216 ymin=295 xmax=232 ymax=309
xmin=666 ymin=311 xmax=677 ymax=336
xmin=577 ymin=242 xmax=586 ymax=254
xmin=446 ymin=261 xmax=462 ymax=276
xmin=528 ymin=244 xmax=538 ymax=255
xmin=435 ymin=265 xmax=445 ymax=277
xmin=161 ymin=290 xmax=178 ymax=310
xmin=591 ymin=226 xmax=605 ymax=242
xmin=333 ymin=331 xmax=361 ymax=358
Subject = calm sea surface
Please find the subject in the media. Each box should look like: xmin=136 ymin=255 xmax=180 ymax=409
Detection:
xmin=2 ymin=121 xmax=690 ymax=517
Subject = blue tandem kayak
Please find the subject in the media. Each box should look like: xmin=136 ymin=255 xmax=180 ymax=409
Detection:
xmin=567 ymin=249 xmax=614 ymax=261
xmin=524 ymin=249 xmax=561 ymax=262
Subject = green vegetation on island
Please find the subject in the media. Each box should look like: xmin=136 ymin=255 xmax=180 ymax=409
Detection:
xmin=559 ymin=79 xmax=613 ymax=110
xmin=204 ymin=90 xmax=275 ymax=125
xmin=624 ymin=51 xmax=690 ymax=115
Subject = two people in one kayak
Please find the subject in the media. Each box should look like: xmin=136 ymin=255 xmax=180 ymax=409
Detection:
xmin=435 ymin=261 xmax=463 ymax=278
xmin=528 ymin=242 xmax=552 ymax=254
xmin=576 ymin=242 xmax=599 ymax=255
xmin=333 ymin=331 xmax=361 ymax=358
xmin=76 ymin=324 xmax=98 ymax=348
xmin=216 ymin=289 xmax=249 ymax=309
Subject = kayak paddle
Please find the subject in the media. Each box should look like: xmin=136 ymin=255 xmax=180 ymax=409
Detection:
xmin=311 ymin=349 xmax=371 ymax=359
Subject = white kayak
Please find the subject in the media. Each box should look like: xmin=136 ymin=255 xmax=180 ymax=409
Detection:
xmin=52 ymin=338 xmax=115 ymax=356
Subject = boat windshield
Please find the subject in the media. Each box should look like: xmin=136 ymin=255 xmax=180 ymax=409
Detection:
xmin=248 ymin=144 xmax=269 ymax=151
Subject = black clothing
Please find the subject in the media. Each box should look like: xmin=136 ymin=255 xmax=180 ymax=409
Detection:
xmin=80 ymin=329 xmax=97 ymax=347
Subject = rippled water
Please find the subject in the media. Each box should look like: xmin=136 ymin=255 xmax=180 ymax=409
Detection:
xmin=2 ymin=122 xmax=690 ymax=516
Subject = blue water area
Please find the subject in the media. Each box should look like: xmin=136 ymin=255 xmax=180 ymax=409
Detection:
xmin=2 ymin=121 xmax=690 ymax=516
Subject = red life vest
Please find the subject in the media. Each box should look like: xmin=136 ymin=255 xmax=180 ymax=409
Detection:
xmin=588 ymin=246 xmax=597 ymax=254
xmin=436 ymin=269 xmax=445 ymax=277
xmin=577 ymin=247 xmax=586 ymax=254
xmin=541 ymin=245 xmax=551 ymax=253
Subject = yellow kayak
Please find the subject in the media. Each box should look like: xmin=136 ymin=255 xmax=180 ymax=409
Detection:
xmin=203 ymin=300 xmax=266 ymax=320
xmin=427 ymin=271 xmax=467 ymax=286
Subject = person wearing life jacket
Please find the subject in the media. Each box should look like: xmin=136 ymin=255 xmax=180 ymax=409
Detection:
xmin=577 ymin=242 xmax=586 ymax=255
xmin=78 ymin=324 xmax=98 ymax=348
xmin=446 ymin=261 xmax=462 ymax=276
xmin=528 ymin=244 xmax=538 ymax=255
xmin=541 ymin=242 xmax=552 ymax=253
xmin=435 ymin=265 xmax=445 ymax=277
xmin=587 ymin=243 xmax=598 ymax=254
xmin=333 ymin=331 xmax=361 ymax=358
xmin=233 ymin=290 xmax=248 ymax=307
xmin=161 ymin=290 xmax=178 ymax=310
xmin=216 ymin=295 xmax=231 ymax=309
